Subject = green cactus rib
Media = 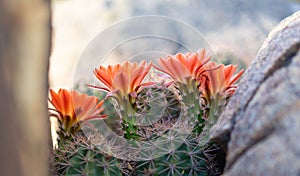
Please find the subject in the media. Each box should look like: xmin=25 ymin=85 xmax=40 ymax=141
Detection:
xmin=132 ymin=136 xmax=208 ymax=176
xmin=199 ymin=94 xmax=224 ymax=145
xmin=124 ymin=79 xmax=217 ymax=176
xmin=176 ymin=79 xmax=205 ymax=137
xmin=53 ymin=136 xmax=122 ymax=176
xmin=111 ymin=85 xmax=173 ymax=140
xmin=54 ymin=134 xmax=225 ymax=176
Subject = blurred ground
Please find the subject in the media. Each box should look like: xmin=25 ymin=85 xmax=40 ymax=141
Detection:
xmin=49 ymin=0 xmax=300 ymax=90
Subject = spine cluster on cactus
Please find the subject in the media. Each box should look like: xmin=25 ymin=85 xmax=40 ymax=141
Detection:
xmin=53 ymin=135 xmax=122 ymax=176
xmin=49 ymin=48 xmax=243 ymax=176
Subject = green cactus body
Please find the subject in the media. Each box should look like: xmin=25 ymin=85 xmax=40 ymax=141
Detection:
xmin=53 ymin=81 xmax=226 ymax=176
xmin=53 ymin=137 xmax=121 ymax=176
xmin=133 ymin=137 xmax=207 ymax=176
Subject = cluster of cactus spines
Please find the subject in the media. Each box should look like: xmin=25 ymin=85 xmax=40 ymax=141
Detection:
xmin=132 ymin=137 xmax=206 ymax=176
xmin=119 ymin=86 xmax=168 ymax=140
xmin=53 ymin=135 xmax=121 ymax=176
xmin=53 ymin=125 xmax=225 ymax=176
xmin=127 ymin=84 xmax=181 ymax=140
xmin=128 ymin=136 xmax=225 ymax=176
xmin=122 ymin=77 xmax=223 ymax=175
xmin=50 ymin=49 xmax=243 ymax=175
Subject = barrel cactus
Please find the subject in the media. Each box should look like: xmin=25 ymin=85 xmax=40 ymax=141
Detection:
xmin=53 ymin=135 xmax=121 ymax=176
xmin=49 ymin=49 xmax=243 ymax=176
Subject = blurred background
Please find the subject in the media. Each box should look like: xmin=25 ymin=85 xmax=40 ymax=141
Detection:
xmin=49 ymin=0 xmax=300 ymax=90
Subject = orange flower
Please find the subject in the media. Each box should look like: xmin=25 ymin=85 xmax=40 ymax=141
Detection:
xmin=49 ymin=89 xmax=106 ymax=134
xmin=200 ymin=62 xmax=244 ymax=101
xmin=154 ymin=49 xmax=210 ymax=84
xmin=92 ymin=61 xmax=154 ymax=97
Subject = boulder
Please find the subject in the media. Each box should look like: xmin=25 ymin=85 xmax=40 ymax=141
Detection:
xmin=211 ymin=11 xmax=300 ymax=175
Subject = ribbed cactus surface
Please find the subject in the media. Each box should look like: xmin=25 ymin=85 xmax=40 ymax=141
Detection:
xmin=50 ymin=50 xmax=243 ymax=175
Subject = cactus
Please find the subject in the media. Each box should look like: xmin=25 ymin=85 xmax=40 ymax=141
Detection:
xmin=53 ymin=135 xmax=224 ymax=176
xmin=51 ymin=83 xmax=224 ymax=175
xmin=51 ymin=82 xmax=225 ymax=176
xmin=129 ymin=84 xmax=181 ymax=140
xmin=130 ymin=138 xmax=225 ymax=176
xmin=50 ymin=49 xmax=243 ymax=176
xmin=53 ymin=135 xmax=122 ymax=176
xmin=131 ymin=136 xmax=205 ymax=176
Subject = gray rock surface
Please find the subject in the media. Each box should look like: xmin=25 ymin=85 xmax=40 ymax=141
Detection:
xmin=210 ymin=11 xmax=300 ymax=175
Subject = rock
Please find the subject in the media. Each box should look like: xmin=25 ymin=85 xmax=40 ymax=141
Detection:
xmin=226 ymin=102 xmax=300 ymax=175
xmin=210 ymin=11 xmax=300 ymax=175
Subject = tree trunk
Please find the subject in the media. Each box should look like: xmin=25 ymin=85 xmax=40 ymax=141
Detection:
xmin=0 ymin=0 xmax=52 ymax=176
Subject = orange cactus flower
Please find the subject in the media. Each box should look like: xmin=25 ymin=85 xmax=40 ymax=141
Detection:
xmin=92 ymin=61 xmax=154 ymax=97
xmin=200 ymin=61 xmax=244 ymax=101
xmin=49 ymin=89 xmax=106 ymax=134
xmin=154 ymin=49 xmax=211 ymax=84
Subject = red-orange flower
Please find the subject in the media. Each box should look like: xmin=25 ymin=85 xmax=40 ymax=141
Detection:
xmin=154 ymin=49 xmax=211 ymax=84
xmin=49 ymin=89 xmax=106 ymax=134
xmin=200 ymin=61 xmax=244 ymax=101
xmin=92 ymin=61 xmax=154 ymax=97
